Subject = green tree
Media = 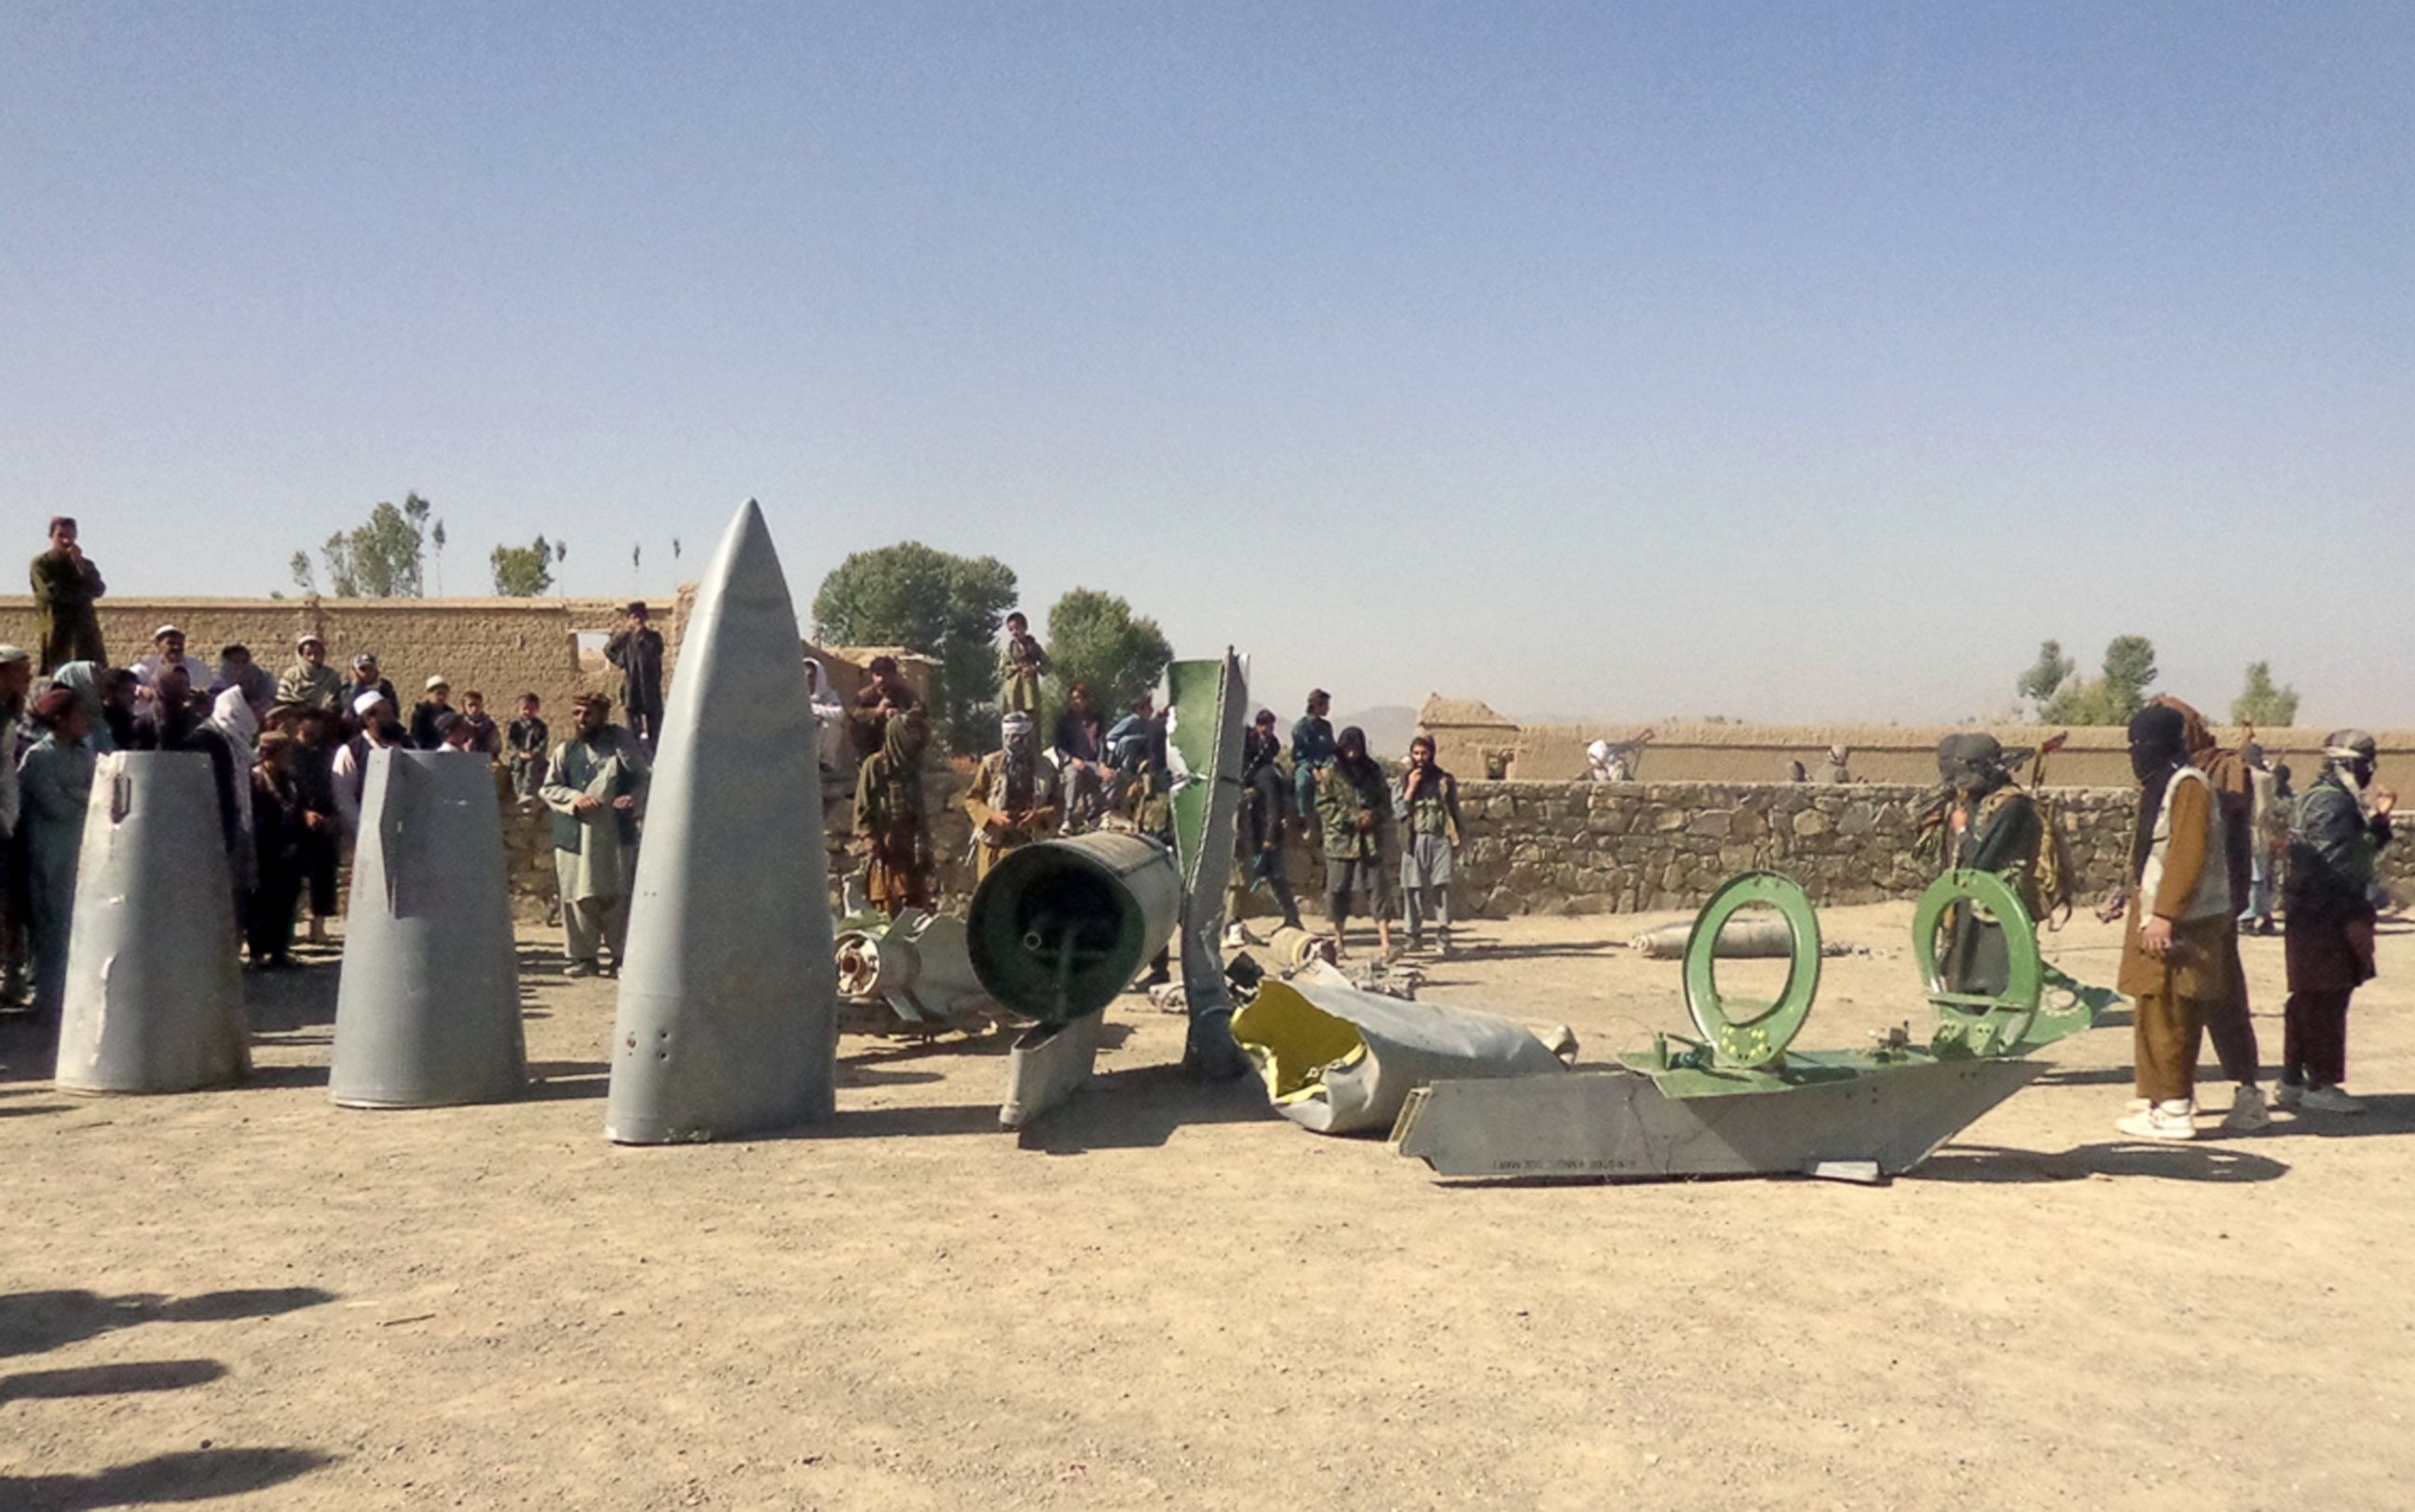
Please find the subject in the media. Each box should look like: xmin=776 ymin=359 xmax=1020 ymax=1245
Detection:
xmin=490 ymin=537 xmax=555 ymax=597
xmin=2040 ymin=634 xmax=2160 ymax=725
xmin=1044 ymin=588 xmax=1174 ymax=719
xmin=812 ymin=541 xmax=1019 ymax=754
xmin=310 ymin=493 xmax=434 ymax=597
xmin=2015 ymin=639 xmax=2075 ymax=713
xmin=2231 ymin=661 xmax=2300 ymax=727
xmin=288 ymin=551 xmax=316 ymax=595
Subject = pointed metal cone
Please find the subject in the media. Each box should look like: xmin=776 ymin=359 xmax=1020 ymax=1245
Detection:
xmin=328 ymin=750 xmax=525 ymax=1108
xmin=606 ymin=500 xmax=837 ymax=1143
xmin=54 ymin=753 xmax=250 ymax=1094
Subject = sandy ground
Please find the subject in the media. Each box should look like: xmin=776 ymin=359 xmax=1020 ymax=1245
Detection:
xmin=1 ymin=902 xmax=2410 ymax=1510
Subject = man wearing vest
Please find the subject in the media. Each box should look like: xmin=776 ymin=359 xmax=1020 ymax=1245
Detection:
xmin=2279 ymin=730 xmax=2395 ymax=1113
xmin=539 ymin=692 xmax=651 ymax=977
xmin=2116 ymin=703 xmax=2232 ymax=1142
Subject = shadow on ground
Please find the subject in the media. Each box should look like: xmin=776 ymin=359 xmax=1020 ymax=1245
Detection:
xmin=0 ymin=1446 xmax=333 ymax=1510
xmin=0 ymin=1287 xmax=336 ymax=1360
xmin=1918 ymin=1142 xmax=2291 ymax=1184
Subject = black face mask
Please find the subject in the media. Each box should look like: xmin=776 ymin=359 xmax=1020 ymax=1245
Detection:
xmin=2349 ymin=758 xmax=2378 ymax=789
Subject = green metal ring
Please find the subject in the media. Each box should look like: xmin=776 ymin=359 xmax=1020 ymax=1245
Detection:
xmin=1912 ymin=869 xmax=2043 ymax=1056
xmin=1683 ymin=871 xmax=1822 ymax=1069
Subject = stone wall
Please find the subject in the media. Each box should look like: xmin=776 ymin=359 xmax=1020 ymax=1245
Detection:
xmin=1428 ymin=781 xmax=2415 ymax=917
xmin=498 ymin=773 xmax=2415 ymax=929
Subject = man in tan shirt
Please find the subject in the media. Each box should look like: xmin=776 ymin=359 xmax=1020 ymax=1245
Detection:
xmin=2116 ymin=702 xmax=2232 ymax=1142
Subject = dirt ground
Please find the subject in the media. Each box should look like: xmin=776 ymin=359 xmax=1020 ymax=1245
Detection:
xmin=1 ymin=902 xmax=2409 ymax=1510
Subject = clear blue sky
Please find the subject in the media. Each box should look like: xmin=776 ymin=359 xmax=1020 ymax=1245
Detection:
xmin=6 ymin=3 xmax=2408 ymax=728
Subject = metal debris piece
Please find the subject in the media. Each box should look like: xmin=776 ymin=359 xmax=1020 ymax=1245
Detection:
xmin=330 ymin=750 xmax=525 ymax=1108
xmin=969 ymin=830 xmax=1180 ymax=1126
xmin=834 ymin=909 xmax=996 ymax=1033
xmin=607 ymin=500 xmax=838 ymax=1144
xmin=1232 ymin=975 xmax=1573 ymax=1135
xmin=54 ymin=752 xmax=250 ymax=1095
xmin=1166 ymin=651 xmax=1250 ymax=1078
xmin=1391 ymin=868 xmax=2118 ymax=1182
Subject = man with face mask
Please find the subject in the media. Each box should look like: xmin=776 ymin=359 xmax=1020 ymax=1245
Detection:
xmin=2279 ymin=730 xmax=2395 ymax=1113
xmin=1934 ymin=732 xmax=2041 ymax=997
xmin=2114 ymin=702 xmax=2232 ymax=1141
xmin=1315 ymin=725 xmax=1396 ymax=960
xmin=963 ymin=711 xmax=1059 ymax=882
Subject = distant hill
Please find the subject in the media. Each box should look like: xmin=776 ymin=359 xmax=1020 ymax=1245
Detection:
xmin=1334 ymin=704 xmax=1421 ymax=757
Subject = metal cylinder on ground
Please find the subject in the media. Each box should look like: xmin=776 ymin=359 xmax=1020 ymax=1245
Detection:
xmin=54 ymin=751 xmax=250 ymax=1095
xmin=328 ymin=749 xmax=525 ymax=1108
xmin=966 ymin=830 xmax=1180 ymax=1027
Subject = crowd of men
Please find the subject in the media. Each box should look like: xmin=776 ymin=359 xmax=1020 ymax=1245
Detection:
xmin=9 ymin=519 xmax=2397 ymax=1137
xmin=3 ymin=518 xmax=674 ymax=1005
xmin=1923 ymin=704 xmax=2395 ymax=1141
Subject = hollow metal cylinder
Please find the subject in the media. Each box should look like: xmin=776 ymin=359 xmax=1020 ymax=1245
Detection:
xmin=329 ymin=750 xmax=525 ymax=1108
xmin=967 ymin=830 xmax=1180 ymax=1026
xmin=54 ymin=752 xmax=250 ymax=1095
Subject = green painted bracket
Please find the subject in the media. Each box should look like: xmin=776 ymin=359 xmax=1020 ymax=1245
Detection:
xmin=1683 ymin=870 xmax=1822 ymax=1069
xmin=1913 ymin=869 xmax=2043 ymax=1057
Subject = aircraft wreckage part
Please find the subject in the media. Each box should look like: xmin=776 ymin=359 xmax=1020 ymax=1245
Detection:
xmin=999 ymin=1009 xmax=1108 ymax=1129
xmin=54 ymin=752 xmax=250 ymax=1095
xmin=1391 ymin=1056 xmax=2047 ymax=1180
xmin=329 ymin=750 xmax=525 ymax=1108
xmin=1914 ymin=868 xmax=2048 ymax=1056
xmin=607 ymin=500 xmax=839 ymax=1144
xmin=833 ymin=910 xmax=990 ymax=1025
xmin=967 ymin=830 xmax=1180 ymax=1027
xmin=1260 ymin=925 xmax=1337 ymax=973
xmin=1166 ymin=651 xmax=1250 ymax=1078
xmin=1682 ymin=871 xmax=1821 ymax=1069
xmin=1630 ymin=916 xmax=1842 ymax=960
xmin=1231 ymin=977 xmax=1572 ymax=1135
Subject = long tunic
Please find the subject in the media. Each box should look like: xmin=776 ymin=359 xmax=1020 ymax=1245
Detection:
xmin=963 ymin=750 xmax=1060 ymax=880
xmin=605 ymin=626 xmax=666 ymax=715
xmin=540 ymin=729 xmax=650 ymax=902
xmin=997 ymin=634 xmax=1048 ymax=715
xmin=2285 ymin=773 xmax=2392 ymax=992
xmin=2119 ymin=773 xmax=2231 ymax=1002
xmin=277 ymin=661 xmax=345 ymax=713
xmin=28 ymin=549 xmax=106 ymax=672
xmin=1316 ymin=763 xmax=1392 ymax=865
xmin=19 ymin=731 xmax=95 ymax=1014
xmin=1398 ymin=768 xmax=1462 ymax=890
xmin=1942 ymin=783 xmax=2042 ymax=995
xmin=853 ymin=750 xmax=931 ymax=908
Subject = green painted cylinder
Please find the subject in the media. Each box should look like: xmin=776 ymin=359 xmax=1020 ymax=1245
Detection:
xmin=967 ymin=831 xmax=1180 ymax=1026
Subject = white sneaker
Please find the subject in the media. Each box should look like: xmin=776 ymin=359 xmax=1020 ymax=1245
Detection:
xmin=2117 ymin=1100 xmax=2198 ymax=1141
xmin=2300 ymin=1085 xmax=2366 ymax=1114
xmin=2221 ymin=1085 xmax=2272 ymax=1134
xmin=2272 ymin=1082 xmax=2305 ymax=1111
xmin=2122 ymin=1097 xmax=2151 ymax=1116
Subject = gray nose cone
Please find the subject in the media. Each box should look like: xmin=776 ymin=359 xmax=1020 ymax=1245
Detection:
xmin=329 ymin=749 xmax=526 ymax=1108
xmin=606 ymin=499 xmax=839 ymax=1143
xmin=54 ymin=752 xmax=251 ymax=1095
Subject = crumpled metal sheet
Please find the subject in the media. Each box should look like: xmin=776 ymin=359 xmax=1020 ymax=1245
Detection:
xmin=1232 ymin=975 xmax=1571 ymax=1135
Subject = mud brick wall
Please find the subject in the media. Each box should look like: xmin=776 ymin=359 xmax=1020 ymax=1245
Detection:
xmin=0 ymin=592 xmax=696 ymax=725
